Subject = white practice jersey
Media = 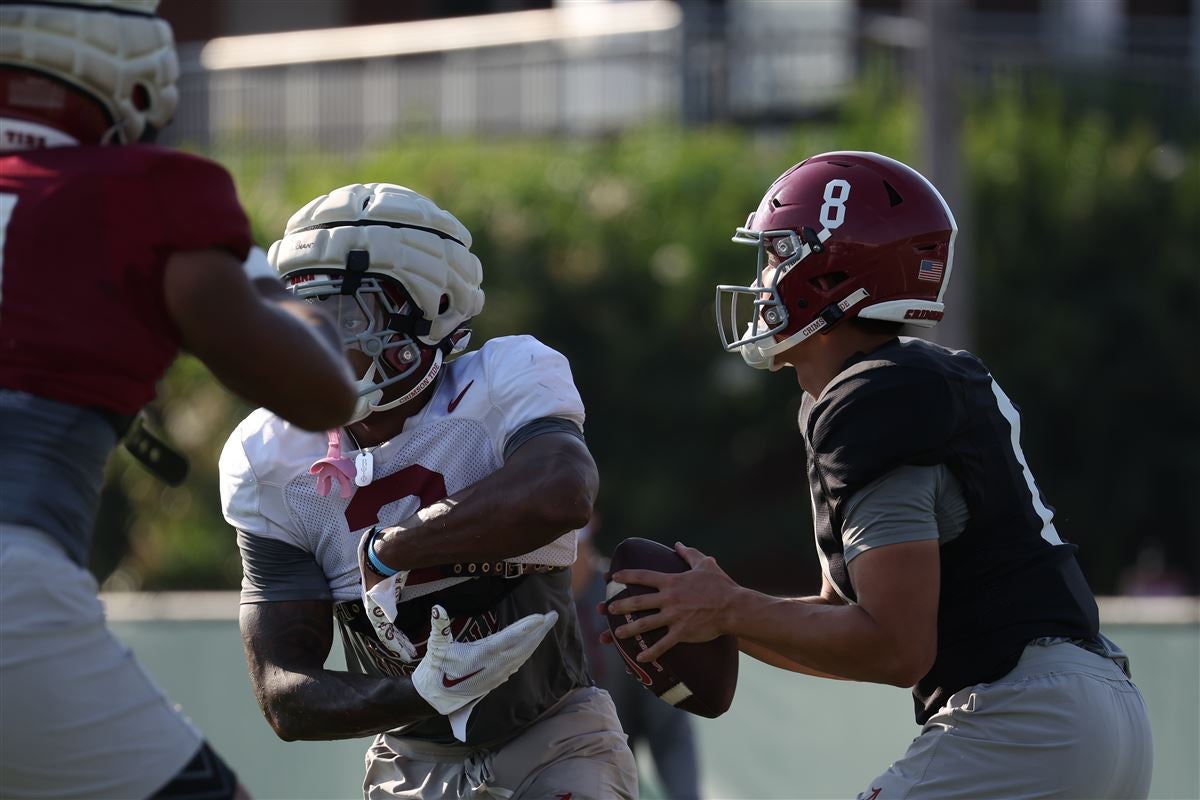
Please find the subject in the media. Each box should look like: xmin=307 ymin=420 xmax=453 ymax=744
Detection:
xmin=219 ymin=335 xmax=585 ymax=604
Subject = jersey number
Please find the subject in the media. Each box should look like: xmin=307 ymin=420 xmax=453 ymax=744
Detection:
xmin=989 ymin=381 xmax=1064 ymax=546
xmin=344 ymin=464 xmax=448 ymax=531
xmin=819 ymin=179 xmax=850 ymax=230
xmin=0 ymin=192 xmax=18 ymax=308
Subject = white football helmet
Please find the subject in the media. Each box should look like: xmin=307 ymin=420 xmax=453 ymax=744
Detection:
xmin=0 ymin=0 xmax=178 ymax=144
xmin=269 ymin=183 xmax=485 ymax=422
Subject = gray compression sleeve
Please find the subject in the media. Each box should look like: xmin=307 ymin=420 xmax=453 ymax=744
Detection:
xmin=237 ymin=529 xmax=332 ymax=603
xmin=842 ymin=464 xmax=969 ymax=563
xmin=502 ymin=416 xmax=584 ymax=461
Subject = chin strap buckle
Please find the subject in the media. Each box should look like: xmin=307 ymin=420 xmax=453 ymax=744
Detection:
xmin=818 ymin=302 xmax=845 ymax=328
xmin=801 ymin=226 xmax=825 ymax=254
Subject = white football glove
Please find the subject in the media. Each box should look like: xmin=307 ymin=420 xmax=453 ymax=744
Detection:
xmin=358 ymin=528 xmax=415 ymax=661
xmin=413 ymin=604 xmax=558 ymax=741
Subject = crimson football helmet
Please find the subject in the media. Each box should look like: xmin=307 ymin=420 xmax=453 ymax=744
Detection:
xmin=269 ymin=183 xmax=484 ymax=423
xmin=716 ymin=151 xmax=956 ymax=370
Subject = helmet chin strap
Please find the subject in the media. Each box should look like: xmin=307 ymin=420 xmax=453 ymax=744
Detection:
xmin=739 ymin=287 xmax=871 ymax=371
xmin=349 ymin=349 xmax=444 ymax=423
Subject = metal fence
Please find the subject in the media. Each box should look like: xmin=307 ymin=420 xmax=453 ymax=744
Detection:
xmin=163 ymin=0 xmax=857 ymax=152
xmin=161 ymin=1 xmax=1197 ymax=154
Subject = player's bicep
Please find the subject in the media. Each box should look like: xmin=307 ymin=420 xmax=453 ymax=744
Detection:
xmin=503 ymin=427 xmax=598 ymax=506
xmin=240 ymin=599 xmax=335 ymax=679
xmin=847 ymin=539 xmax=939 ymax=683
xmin=236 ymin=531 xmax=334 ymax=677
xmin=163 ymin=247 xmax=262 ymax=357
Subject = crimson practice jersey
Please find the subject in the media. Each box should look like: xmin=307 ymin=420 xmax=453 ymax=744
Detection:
xmin=802 ymin=336 xmax=1099 ymax=723
xmin=220 ymin=335 xmax=592 ymax=746
xmin=0 ymin=145 xmax=253 ymax=418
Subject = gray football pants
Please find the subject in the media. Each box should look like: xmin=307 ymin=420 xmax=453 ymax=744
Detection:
xmin=859 ymin=639 xmax=1153 ymax=800
xmin=0 ymin=525 xmax=203 ymax=800
xmin=363 ymin=686 xmax=637 ymax=799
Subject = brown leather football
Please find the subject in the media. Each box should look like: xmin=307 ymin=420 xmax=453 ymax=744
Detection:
xmin=604 ymin=537 xmax=738 ymax=718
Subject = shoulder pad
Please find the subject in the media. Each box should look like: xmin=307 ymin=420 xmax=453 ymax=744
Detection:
xmin=808 ymin=361 xmax=958 ymax=500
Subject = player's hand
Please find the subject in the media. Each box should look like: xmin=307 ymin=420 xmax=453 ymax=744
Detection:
xmin=413 ymin=605 xmax=559 ymax=716
xmin=357 ymin=518 xmax=420 ymax=593
xmin=604 ymin=542 xmax=740 ymax=663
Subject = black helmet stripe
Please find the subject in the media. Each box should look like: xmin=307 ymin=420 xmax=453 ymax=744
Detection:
xmin=292 ymin=220 xmax=466 ymax=249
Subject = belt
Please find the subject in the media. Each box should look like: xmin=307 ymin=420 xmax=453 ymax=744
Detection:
xmin=405 ymin=560 xmax=565 ymax=586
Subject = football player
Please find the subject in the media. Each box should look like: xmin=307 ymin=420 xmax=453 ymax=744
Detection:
xmin=606 ymin=152 xmax=1154 ymax=799
xmin=219 ymin=183 xmax=637 ymax=799
xmin=0 ymin=2 xmax=359 ymax=798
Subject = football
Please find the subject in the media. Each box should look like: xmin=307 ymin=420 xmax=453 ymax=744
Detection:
xmin=604 ymin=537 xmax=738 ymax=718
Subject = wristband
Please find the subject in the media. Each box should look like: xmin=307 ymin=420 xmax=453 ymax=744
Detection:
xmin=364 ymin=526 xmax=400 ymax=578
xmin=242 ymin=246 xmax=281 ymax=284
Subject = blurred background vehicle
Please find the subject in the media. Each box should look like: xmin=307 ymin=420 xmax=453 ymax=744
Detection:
xmin=94 ymin=1 xmax=1198 ymax=797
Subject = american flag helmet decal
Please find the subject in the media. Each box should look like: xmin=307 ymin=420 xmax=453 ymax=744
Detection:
xmin=918 ymin=259 xmax=945 ymax=282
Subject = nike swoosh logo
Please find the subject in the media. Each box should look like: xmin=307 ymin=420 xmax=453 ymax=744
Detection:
xmin=442 ymin=667 xmax=484 ymax=688
xmin=447 ymin=380 xmax=475 ymax=413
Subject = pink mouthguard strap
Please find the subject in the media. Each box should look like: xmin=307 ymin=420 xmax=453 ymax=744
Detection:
xmin=309 ymin=429 xmax=356 ymax=499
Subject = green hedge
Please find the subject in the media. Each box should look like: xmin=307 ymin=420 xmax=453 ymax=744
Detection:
xmin=98 ymin=88 xmax=1199 ymax=595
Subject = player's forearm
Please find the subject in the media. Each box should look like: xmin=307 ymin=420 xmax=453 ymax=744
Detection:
xmin=735 ymin=593 xmax=850 ymax=678
xmin=263 ymin=291 xmax=347 ymax=365
xmin=724 ymin=588 xmax=921 ymax=686
xmin=257 ymin=668 xmax=435 ymax=741
xmin=241 ymin=295 xmax=357 ymax=430
xmin=166 ymin=249 xmax=356 ymax=431
xmin=374 ymin=436 xmax=596 ymax=569
xmin=241 ymin=600 xmax=435 ymax=741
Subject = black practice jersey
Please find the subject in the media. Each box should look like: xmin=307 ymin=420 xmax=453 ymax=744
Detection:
xmin=800 ymin=337 xmax=1099 ymax=724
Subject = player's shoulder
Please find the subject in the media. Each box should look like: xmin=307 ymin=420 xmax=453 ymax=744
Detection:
xmin=825 ymin=337 xmax=961 ymax=404
xmin=473 ymin=334 xmax=573 ymax=382
xmin=0 ymin=144 xmax=221 ymax=186
xmin=111 ymin=144 xmax=226 ymax=171
xmin=478 ymin=334 xmax=567 ymax=364
xmin=808 ymin=337 xmax=962 ymax=453
xmin=122 ymin=145 xmax=238 ymax=188
xmin=439 ymin=335 xmax=583 ymax=428
xmin=31 ymin=144 xmax=232 ymax=182
xmin=220 ymin=407 xmax=326 ymax=485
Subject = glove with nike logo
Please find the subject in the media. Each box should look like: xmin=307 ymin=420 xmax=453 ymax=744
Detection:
xmin=412 ymin=604 xmax=559 ymax=741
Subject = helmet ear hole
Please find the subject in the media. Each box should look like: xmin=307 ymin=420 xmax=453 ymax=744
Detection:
xmin=438 ymin=294 xmax=449 ymax=314
xmin=131 ymin=83 xmax=151 ymax=111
